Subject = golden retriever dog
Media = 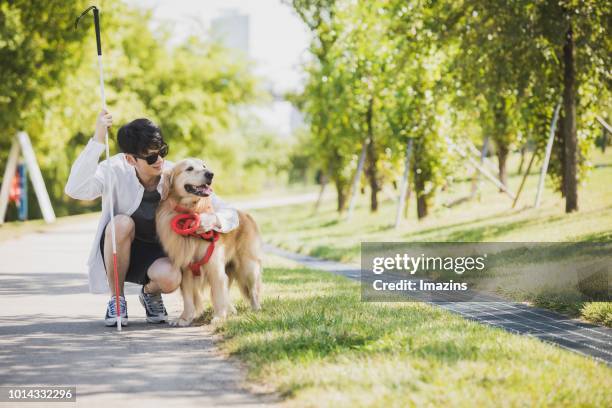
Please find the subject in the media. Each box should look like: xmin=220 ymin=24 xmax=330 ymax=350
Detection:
xmin=156 ymin=158 xmax=262 ymax=326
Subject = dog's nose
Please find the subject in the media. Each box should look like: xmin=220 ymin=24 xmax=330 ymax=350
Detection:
xmin=205 ymin=171 xmax=214 ymax=180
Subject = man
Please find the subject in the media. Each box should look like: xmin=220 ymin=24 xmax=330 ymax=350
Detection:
xmin=65 ymin=110 xmax=239 ymax=326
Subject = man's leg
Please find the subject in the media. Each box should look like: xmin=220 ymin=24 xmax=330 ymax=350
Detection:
xmin=104 ymin=215 xmax=135 ymax=297
xmin=138 ymin=257 xmax=180 ymax=324
xmin=145 ymin=257 xmax=181 ymax=294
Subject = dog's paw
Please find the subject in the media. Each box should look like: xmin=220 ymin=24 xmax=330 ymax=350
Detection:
xmin=250 ymin=300 xmax=261 ymax=311
xmin=170 ymin=317 xmax=193 ymax=327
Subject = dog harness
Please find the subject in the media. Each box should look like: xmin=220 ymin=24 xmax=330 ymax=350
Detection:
xmin=171 ymin=205 xmax=219 ymax=276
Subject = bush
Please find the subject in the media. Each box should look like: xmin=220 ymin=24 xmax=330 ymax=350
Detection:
xmin=581 ymin=302 xmax=612 ymax=327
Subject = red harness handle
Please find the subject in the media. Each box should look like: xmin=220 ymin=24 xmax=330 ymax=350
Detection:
xmin=171 ymin=206 xmax=219 ymax=276
xmin=171 ymin=212 xmax=201 ymax=235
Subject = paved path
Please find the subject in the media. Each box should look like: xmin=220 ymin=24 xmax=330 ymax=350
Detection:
xmin=265 ymin=245 xmax=612 ymax=365
xmin=234 ymin=191 xmax=327 ymax=211
xmin=0 ymin=219 xmax=277 ymax=407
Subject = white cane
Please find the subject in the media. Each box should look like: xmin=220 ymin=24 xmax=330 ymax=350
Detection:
xmin=76 ymin=6 xmax=123 ymax=331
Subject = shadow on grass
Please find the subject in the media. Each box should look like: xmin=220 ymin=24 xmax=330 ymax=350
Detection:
xmin=294 ymin=213 xmax=550 ymax=262
xmin=303 ymin=213 xmax=543 ymax=260
xmin=394 ymin=209 xmax=529 ymax=240
xmin=444 ymin=218 xmax=535 ymax=241
xmin=579 ymin=230 xmax=612 ymax=242
xmin=442 ymin=204 xmax=612 ymax=242
xmin=309 ymin=245 xmax=359 ymax=261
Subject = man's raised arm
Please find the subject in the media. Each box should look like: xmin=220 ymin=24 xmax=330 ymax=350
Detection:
xmin=64 ymin=110 xmax=113 ymax=200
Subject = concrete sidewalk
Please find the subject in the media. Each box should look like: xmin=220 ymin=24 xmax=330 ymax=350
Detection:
xmin=0 ymin=219 xmax=276 ymax=407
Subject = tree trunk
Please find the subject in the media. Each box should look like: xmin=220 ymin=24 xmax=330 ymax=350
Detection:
xmin=328 ymin=151 xmax=347 ymax=213
xmin=313 ymin=166 xmax=329 ymax=214
xmin=395 ymin=139 xmax=413 ymax=228
xmin=517 ymin=144 xmax=526 ymax=175
xmin=555 ymin=112 xmax=566 ymax=197
xmin=345 ymin=139 xmax=368 ymax=220
xmin=496 ymin=144 xmax=509 ymax=192
xmin=415 ymin=174 xmax=428 ymax=219
xmin=562 ymin=22 xmax=578 ymax=212
xmin=412 ymin=139 xmax=429 ymax=219
xmin=334 ymin=176 xmax=347 ymax=213
xmin=492 ymin=99 xmax=509 ymax=192
xmin=366 ymin=140 xmax=379 ymax=212
xmin=363 ymin=98 xmax=380 ymax=212
xmin=417 ymin=196 xmax=428 ymax=219
xmin=404 ymin=184 xmax=412 ymax=218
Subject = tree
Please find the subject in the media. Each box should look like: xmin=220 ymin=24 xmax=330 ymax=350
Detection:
xmin=446 ymin=0 xmax=611 ymax=212
xmin=1 ymin=1 xmax=262 ymax=220
xmin=0 ymin=0 xmax=89 ymax=151
xmin=291 ymin=0 xmax=610 ymax=219
xmin=288 ymin=0 xmax=354 ymax=211
xmin=382 ymin=0 xmax=452 ymax=219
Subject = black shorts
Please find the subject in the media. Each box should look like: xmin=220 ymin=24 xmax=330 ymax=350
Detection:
xmin=100 ymin=224 xmax=167 ymax=286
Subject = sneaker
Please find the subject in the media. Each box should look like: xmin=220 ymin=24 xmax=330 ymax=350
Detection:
xmin=105 ymin=295 xmax=128 ymax=327
xmin=138 ymin=286 xmax=168 ymax=323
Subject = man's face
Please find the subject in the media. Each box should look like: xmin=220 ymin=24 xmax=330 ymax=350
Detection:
xmin=126 ymin=146 xmax=166 ymax=178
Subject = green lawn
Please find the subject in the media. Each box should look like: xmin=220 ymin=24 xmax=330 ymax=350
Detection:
xmin=255 ymin=150 xmax=612 ymax=261
xmin=218 ymin=255 xmax=611 ymax=407
xmin=251 ymin=149 xmax=612 ymax=325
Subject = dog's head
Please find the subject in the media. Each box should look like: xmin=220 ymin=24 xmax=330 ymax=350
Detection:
xmin=161 ymin=158 xmax=215 ymax=204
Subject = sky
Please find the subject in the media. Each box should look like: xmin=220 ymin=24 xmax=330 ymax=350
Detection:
xmin=127 ymin=0 xmax=312 ymax=94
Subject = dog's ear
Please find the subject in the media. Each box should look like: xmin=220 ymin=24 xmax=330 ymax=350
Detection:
xmin=160 ymin=169 xmax=174 ymax=201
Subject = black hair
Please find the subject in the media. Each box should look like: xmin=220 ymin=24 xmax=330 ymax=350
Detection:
xmin=117 ymin=118 xmax=165 ymax=156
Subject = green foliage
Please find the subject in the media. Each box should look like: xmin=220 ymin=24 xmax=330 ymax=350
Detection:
xmin=1 ymin=0 xmax=272 ymax=219
xmin=581 ymin=302 xmax=612 ymax=327
xmin=444 ymin=0 xmax=610 ymax=195
xmin=0 ymin=0 xmax=90 ymax=136
xmin=290 ymin=0 xmax=610 ymax=216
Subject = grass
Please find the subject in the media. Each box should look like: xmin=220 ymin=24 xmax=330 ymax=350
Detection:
xmin=255 ymin=150 xmax=612 ymax=260
xmin=251 ymin=149 xmax=612 ymax=326
xmin=218 ymin=256 xmax=612 ymax=407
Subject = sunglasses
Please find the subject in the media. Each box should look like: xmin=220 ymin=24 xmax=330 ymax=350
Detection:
xmin=134 ymin=144 xmax=168 ymax=165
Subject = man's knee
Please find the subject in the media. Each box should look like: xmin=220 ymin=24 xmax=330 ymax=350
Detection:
xmin=107 ymin=214 xmax=134 ymax=242
xmin=149 ymin=259 xmax=182 ymax=293
xmin=159 ymin=269 xmax=181 ymax=293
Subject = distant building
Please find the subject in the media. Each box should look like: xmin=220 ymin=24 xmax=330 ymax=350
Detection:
xmin=211 ymin=9 xmax=249 ymax=55
xmin=211 ymin=9 xmax=303 ymax=138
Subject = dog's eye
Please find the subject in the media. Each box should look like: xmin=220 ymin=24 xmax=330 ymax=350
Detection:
xmin=186 ymin=166 xmax=193 ymax=171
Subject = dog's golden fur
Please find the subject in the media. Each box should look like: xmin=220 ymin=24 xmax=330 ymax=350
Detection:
xmin=156 ymin=158 xmax=262 ymax=326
